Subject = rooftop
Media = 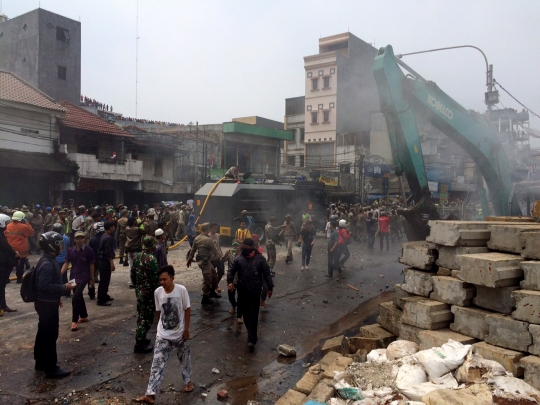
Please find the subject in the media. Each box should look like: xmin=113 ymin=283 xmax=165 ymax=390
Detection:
xmin=58 ymin=101 xmax=132 ymax=137
xmin=0 ymin=71 xmax=66 ymax=112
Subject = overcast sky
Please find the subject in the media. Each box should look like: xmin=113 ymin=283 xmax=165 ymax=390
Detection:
xmin=4 ymin=0 xmax=540 ymax=131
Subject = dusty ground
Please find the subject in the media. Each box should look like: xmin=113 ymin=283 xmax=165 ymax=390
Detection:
xmin=0 ymin=234 xmax=405 ymax=405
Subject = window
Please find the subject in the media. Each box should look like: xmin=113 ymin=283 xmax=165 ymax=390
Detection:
xmin=318 ymin=70 xmax=324 ymax=76
xmin=300 ymin=128 xmax=305 ymax=142
xmin=318 ymin=104 xmax=323 ymax=110
xmin=287 ymin=155 xmax=295 ymax=166
xmin=311 ymin=112 xmax=318 ymax=124
xmin=323 ymin=111 xmax=330 ymax=123
xmin=307 ymin=72 xmax=312 ymax=78
xmin=311 ymin=78 xmax=318 ymax=90
xmin=307 ymin=105 xmax=312 ymax=111
xmin=299 ymin=155 xmax=305 ymax=167
xmin=154 ymin=158 xmax=163 ymax=176
xmin=323 ymin=76 xmax=330 ymax=88
xmin=56 ymin=27 xmax=70 ymax=42
xmin=329 ymin=102 xmax=335 ymax=108
xmin=330 ymin=68 xmax=336 ymax=74
xmin=57 ymin=66 xmax=66 ymax=80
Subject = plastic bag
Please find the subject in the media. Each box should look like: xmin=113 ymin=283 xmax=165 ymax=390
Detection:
xmin=367 ymin=349 xmax=387 ymax=363
xmin=455 ymin=350 xmax=508 ymax=383
xmin=413 ymin=339 xmax=471 ymax=379
xmin=334 ymin=380 xmax=364 ymax=401
xmin=395 ymin=363 xmax=428 ymax=390
xmin=386 ymin=340 xmax=419 ymax=361
xmin=397 ymin=372 xmax=458 ymax=402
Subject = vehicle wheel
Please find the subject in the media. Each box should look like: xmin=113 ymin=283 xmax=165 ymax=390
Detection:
xmin=254 ymin=226 xmax=265 ymax=243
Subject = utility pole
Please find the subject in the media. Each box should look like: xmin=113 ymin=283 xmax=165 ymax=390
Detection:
xmin=194 ymin=122 xmax=198 ymax=190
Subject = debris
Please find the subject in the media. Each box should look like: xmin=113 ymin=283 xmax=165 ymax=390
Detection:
xmin=347 ymin=284 xmax=359 ymax=291
xmin=302 ymin=362 xmax=311 ymax=368
xmin=201 ymin=393 xmax=208 ymax=397
xmin=323 ymin=299 xmax=328 ymax=304
xmin=217 ymin=390 xmax=228 ymax=400
xmin=212 ymin=368 xmax=220 ymax=374
xmin=277 ymin=344 xmax=297 ymax=357
xmin=309 ymin=364 xmax=322 ymax=375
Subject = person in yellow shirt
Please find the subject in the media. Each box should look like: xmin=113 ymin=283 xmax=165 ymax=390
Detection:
xmin=235 ymin=220 xmax=251 ymax=243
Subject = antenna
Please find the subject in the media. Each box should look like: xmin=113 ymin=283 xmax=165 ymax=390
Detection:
xmin=135 ymin=0 xmax=139 ymax=118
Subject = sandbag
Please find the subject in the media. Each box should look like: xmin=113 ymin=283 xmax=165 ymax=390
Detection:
xmin=413 ymin=339 xmax=471 ymax=379
xmin=490 ymin=376 xmax=540 ymax=401
xmin=366 ymin=349 xmax=387 ymax=363
xmin=397 ymin=373 xmax=458 ymax=402
xmin=422 ymin=383 xmax=492 ymax=405
xmin=455 ymin=351 xmax=507 ymax=383
xmin=386 ymin=340 xmax=420 ymax=361
xmin=395 ymin=363 xmax=428 ymax=390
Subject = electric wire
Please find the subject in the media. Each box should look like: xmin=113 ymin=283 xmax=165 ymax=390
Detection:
xmin=493 ymin=79 xmax=540 ymax=120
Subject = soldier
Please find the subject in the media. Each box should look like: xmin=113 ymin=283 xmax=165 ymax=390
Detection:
xmin=116 ymin=209 xmax=129 ymax=264
xmin=186 ymin=223 xmax=220 ymax=305
xmin=280 ymin=214 xmax=297 ymax=264
xmin=131 ymin=236 xmax=160 ymax=353
xmin=43 ymin=206 xmax=54 ymax=232
xmin=264 ymin=216 xmax=283 ymax=277
xmin=175 ymin=205 xmax=186 ymax=240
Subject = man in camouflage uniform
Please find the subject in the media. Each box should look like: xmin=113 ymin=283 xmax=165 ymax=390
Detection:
xmin=280 ymin=214 xmax=297 ymax=264
xmin=131 ymin=236 xmax=160 ymax=353
xmin=264 ymin=216 xmax=283 ymax=277
xmin=186 ymin=223 xmax=220 ymax=305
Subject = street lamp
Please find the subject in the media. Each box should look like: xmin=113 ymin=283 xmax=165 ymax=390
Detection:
xmin=396 ymin=45 xmax=499 ymax=113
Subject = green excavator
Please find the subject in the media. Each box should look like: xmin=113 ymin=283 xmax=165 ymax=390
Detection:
xmin=373 ymin=45 xmax=522 ymax=241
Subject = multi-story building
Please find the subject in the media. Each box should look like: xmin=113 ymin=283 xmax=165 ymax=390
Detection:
xmin=0 ymin=8 xmax=81 ymax=104
xmin=303 ymin=32 xmax=379 ymax=171
xmin=283 ymin=96 xmax=306 ymax=168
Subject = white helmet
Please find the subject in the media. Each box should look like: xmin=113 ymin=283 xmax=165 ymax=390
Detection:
xmin=338 ymin=219 xmax=347 ymax=227
xmin=12 ymin=211 xmax=25 ymax=221
xmin=0 ymin=213 xmax=11 ymax=228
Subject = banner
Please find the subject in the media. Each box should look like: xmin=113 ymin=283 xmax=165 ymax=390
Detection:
xmin=319 ymin=175 xmax=338 ymax=187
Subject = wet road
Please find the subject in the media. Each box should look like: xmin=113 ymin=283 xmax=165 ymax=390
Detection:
xmin=0 ymin=234 xmax=405 ymax=405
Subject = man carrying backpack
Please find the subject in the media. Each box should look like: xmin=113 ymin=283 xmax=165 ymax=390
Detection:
xmin=34 ymin=231 xmax=75 ymax=378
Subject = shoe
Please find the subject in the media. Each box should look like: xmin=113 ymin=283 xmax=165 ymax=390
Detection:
xmin=45 ymin=368 xmax=71 ymax=379
xmin=134 ymin=341 xmax=153 ymax=354
xmin=247 ymin=342 xmax=255 ymax=351
xmin=270 ymin=271 xmax=276 ymax=277
xmin=16 ymin=279 xmax=23 ymax=284
xmin=2 ymin=306 xmax=16 ymax=313
xmin=229 ymin=308 xmax=235 ymax=314
xmin=129 ymin=283 xmax=135 ymax=289
xmin=301 ymin=266 xmax=305 ymax=270
xmin=260 ymin=300 xmax=269 ymax=308
xmin=71 ymin=323 xmax=79 ymax=331
xmin=119 ymin=259 xmax=124 ymax=264
xmin=237 ymin=318 xmax=243 ymax=324
xmin=0 ymin=309 xmax=4 ymax=316
xmin=209 ymin=290 xmax=221 ymax=299
xmin=201 ymin=296 xmax=214 ymax=305
xmin=97 ymin=301 xmax=112 ymax=306
xmin=123 ymin=262 xmax=129 ymax=267
xmin=106 ymin=296 xmax=114 ymax=301
xmin=305 ymin=266 xmax=309 ymax=270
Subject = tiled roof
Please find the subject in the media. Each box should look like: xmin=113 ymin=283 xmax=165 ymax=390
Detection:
xmin=58 ymin=101 xmax=133 ymax=137
xmin=0 ymin=71 xmax=66 ymax=112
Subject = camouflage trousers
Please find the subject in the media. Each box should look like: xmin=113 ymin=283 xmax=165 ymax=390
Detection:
xmin=198 ymin=260 xmax=217 ymax=296
xmin=136 ymin=290 xmax=155 ymax=341
xmin=266 ymin=244 xmax=276 ymax=269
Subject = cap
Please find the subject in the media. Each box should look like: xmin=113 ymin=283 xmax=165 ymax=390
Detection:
xmin=241 ymin=210 xmax=248 ymax=214
xmin=74 ymin=231 xmax=85 ymax=238
xmin=107 ymin=208 xmax=114 ymax=213
xmin=21 ymin=205 xmax=29 ymax=212
xmin=155 ymin=228 xmax=164 ymax=237
xmin=232 ymin=241 xmax=241 ymax=247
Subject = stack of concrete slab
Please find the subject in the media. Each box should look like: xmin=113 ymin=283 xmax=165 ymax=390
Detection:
xmin=376 ymin=219 xmax=540 ymax=390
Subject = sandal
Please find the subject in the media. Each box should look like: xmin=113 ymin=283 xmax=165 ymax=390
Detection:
xmin=237 ymin=318 xmax=243 ymax=324
xmin=71 ymin=323 xmax=79 ymax=331
xmin=216 ymin=288 xmax=222 ymax=293
xmin=78 ymin=317 xmax=89 ymax=323
xmin=229 ymin=308 xmax=235 ymax=314
xmin=132 ymin=396 xmax=155 ymax=404
xmin=181 ymin=381 xmax=195 ymax=393
xmin=260 ymin=301 xmax=269 ymax=308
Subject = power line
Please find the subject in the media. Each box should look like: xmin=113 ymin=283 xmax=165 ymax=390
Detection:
xmin=493 ymin=79 xmax=540 ymax=120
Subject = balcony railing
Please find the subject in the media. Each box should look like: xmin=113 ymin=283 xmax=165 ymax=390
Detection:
xmin=67 ymin=153 xmax=143 ymax=182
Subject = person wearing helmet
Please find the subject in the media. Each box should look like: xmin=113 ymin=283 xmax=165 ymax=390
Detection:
xmin=52 ymin=223 xmax=72 ymax=298
xmin=0 ymin=214 xmax=18 ymax=315
xmin=34 ymin=231 xmax=76 ymax=378
xmin=5 ymin=211 xmax=34 ymax=283
xmin=131 ymin=235 xmax=160 ymax=353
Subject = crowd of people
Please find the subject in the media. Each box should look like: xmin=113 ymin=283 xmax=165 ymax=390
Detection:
xmin=80 ymin=95 xmax=113 ymax=112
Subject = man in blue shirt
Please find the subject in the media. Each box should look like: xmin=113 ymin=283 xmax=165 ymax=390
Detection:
xmin=52 ymin=223 xmax=71 ymax=298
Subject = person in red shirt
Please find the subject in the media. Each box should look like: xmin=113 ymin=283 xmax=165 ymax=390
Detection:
xmin=5 ymin=211 xmax=34 ymax=283
xmin=378 ymin=211 xmax=391 ymax=252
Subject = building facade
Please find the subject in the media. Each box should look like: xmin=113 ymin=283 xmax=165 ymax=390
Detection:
xmin=0 ymin=8 xmax=81 ymax=104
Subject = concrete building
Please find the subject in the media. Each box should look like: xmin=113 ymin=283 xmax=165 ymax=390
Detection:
xmin=283 ymin=96 xmax=306 ymax=168
xmin=303 ymin=32 xmax=379 ymax=171
xmin=0 ymin=8 xmax=81 ymax=104
xmin=0 ymin=71 xmax=74 ymax=205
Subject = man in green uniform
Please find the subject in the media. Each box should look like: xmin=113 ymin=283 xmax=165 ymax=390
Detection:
xmin=264 ymin=216 xmax=283 ymax=277
xmin=131 ymin=236 xmax=160 ymax=353
xmin=186 ymin=223 xmax=220 ymax=305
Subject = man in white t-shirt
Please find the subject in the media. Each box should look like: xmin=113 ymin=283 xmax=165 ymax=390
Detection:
xmin=133 ymin=266 xmax=194 ymax=404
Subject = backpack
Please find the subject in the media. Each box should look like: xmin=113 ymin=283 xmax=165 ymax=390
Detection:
xmin=20 ymin=256 xmax=51 ymax=303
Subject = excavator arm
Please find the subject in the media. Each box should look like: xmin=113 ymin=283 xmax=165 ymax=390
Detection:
xmin=373 ymin=45 xmax=515 ymax=240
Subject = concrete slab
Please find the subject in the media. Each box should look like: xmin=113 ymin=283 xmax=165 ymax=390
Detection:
xmin=276 ymin=389 xmax=307 ymax=405
xmin=377 ymin=301 xmax=402 ymax=336
xmin=529 ymin=324 xmax=540 ymax=356
xmin=451 ymin=270 xmax=461 ymax=278
xmin=522 ymin=231 xmax=540 ymax=260
xmin=303 ymin=380 xmax=335 ymax=404
xmin=401 ymin=296 xmax=453 ymax=330
xmin=394 ymin=284 xmax=415 ymax=309
xmin=437 ymin=267 xmax=452 ymax=276
xmin=436 ymin=246 xmax=489 ymax=270
xmin=473 ymin=341 xmax=525 ymax=377
xmin=397 ymin=322 xmax=423 ymax=344
xmin=520 ymin=356 xmax=540 ymax=391
xmin=399 ymin=241 xmax=438 ymax=270
xmin=430 ymin=276 xmax=476 ymax=306
xmin=485 ymin=313 xmax=532 ymax=352
xmin=401 ymin=268 xmax=433 ymax=297
xmin=418 ymin=328 xmax=477 ymax=351
xmin=294 ymin=371 xmax=323 ymax=395
xmin=450 ymin=305 xmax=492 ymax=340
xmin=459 ymin=252 xmax=524 ymax=288
xmin=317 ymin=351 xmax=341 ymax=371
xmin=473 ymin=285 xmax=519 ymax=314
xmin=487 ymin=224 xmax=540 ymax=254
xmin=321 ymin=335 xmax=349 ymax=355
xmin=427 ymin=220 xmax=493 ymax=247
xmin=520 ymin=261 xmax=540 ymax=291
xmin=512 ymin=290 xmax=540 ymax=325
xmin=359 ymin=323 xmax=396 ymax=347
xmin=322 ymin=356 xmax=354 ymax=379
